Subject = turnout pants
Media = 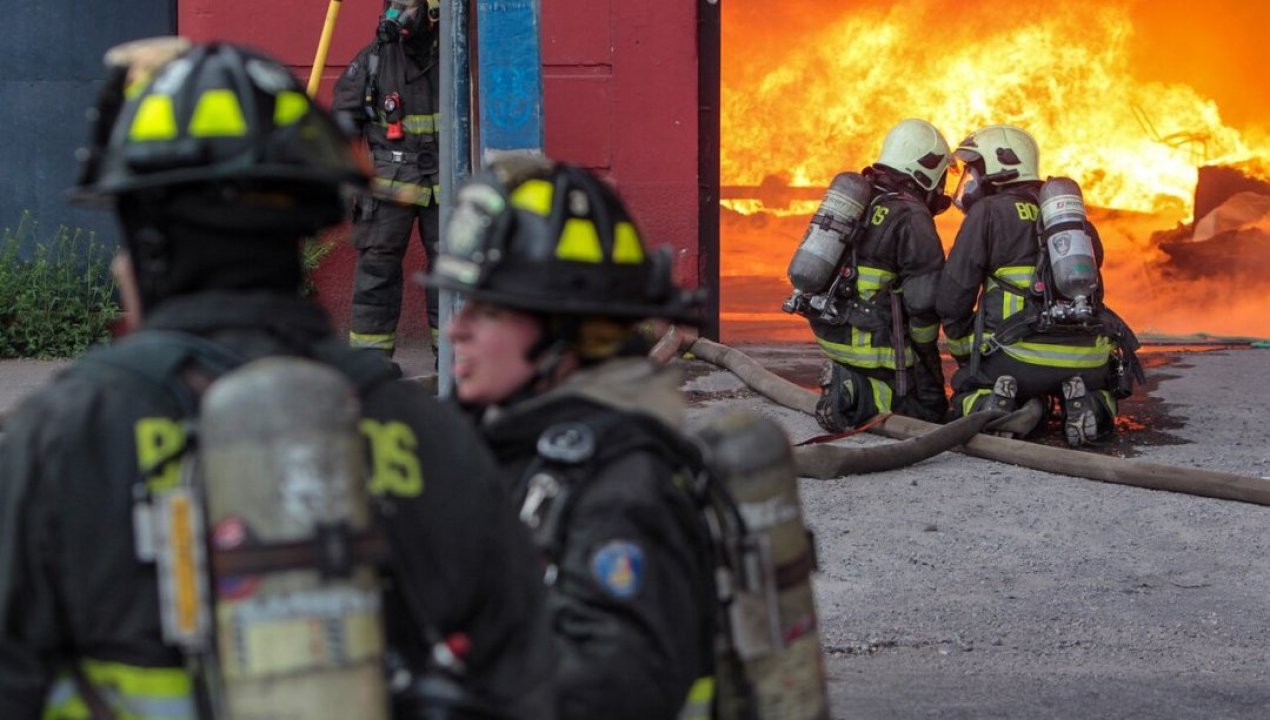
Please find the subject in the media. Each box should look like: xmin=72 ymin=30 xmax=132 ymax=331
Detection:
xmin=816 ymin=360 xmax=946 ymax=432
xmin=951 ymin=351 xmax=1117 ymax=435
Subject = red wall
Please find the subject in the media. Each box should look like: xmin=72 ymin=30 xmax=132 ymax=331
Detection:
xmin=179 ymin=0 xmax=703 ymax=340
xmin=541 ymin=0 xmax=701 ymax=290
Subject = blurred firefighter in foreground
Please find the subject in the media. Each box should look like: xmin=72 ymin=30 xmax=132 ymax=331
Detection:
xmin=432 ymin=158 xmax=717 ymax=719
xmin=0 ymin=40 xmax=554 ymax=718
xmin=784 ymin=118 xmax=953 ymax=431
xmin=937 ymin=124 xmax=1141 ymax=446
xmin=333 ymin=0 xmax=443 ymax=362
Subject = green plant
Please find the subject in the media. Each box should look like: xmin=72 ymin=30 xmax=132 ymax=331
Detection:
xmin=301 ymin=235 xmax=337 ymax=297
xmin=0 ymin=212 xmax=120 ymax=359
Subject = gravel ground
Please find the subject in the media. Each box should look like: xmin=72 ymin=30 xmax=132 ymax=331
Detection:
xmin=684 ymin=346 xmax=1270 ymax=719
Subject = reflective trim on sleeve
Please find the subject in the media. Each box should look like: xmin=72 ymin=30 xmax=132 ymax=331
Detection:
xmin=910 ymin=322 xmax=939 ymax=345
xmin=855 ymin=265 xmax=897 ymax=299
xmin=676 ymin=675 xmax=716 ymax=720
xmin=947 ymin=334 xmax=975 ymax=357
xmin=350 ymin=331 xmax=396 ymax=351
xmin=1000 ymin=336 xmax=1112 ymax=368
xmin=44 ymin=661 xmax=195 ymax=720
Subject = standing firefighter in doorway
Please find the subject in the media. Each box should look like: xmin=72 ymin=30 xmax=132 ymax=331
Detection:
xmin=0 ymin=40 xmax=555 ymax=718
xmin=938 ymin=124 xmax=1140 ymax=446
xmin=785 ymin=119 xmax=953 ymax=430
xmin=333 ymin=0 xmax=443 ymax=359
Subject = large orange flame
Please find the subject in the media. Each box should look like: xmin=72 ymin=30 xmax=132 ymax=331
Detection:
xmin=720 ymin=0 xmax=1270 ymax=341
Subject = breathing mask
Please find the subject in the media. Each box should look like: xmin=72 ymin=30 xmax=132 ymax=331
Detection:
xmin=378 ymin=0 xmax=426 ymax=43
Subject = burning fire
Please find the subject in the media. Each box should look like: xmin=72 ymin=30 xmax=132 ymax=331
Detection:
xmin=720 ymin=0 xmax=1270 ymax=341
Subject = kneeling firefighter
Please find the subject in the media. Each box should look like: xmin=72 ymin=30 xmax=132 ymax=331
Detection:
xmin=784 ymin=118 xmax=954 ymax=431
xmin=433 ymin=157 xmax=829 ymax=719
xmin=936 ymin=124 xmax=1140 ymax=446
xmin=0 ymin=40 xmax=554 ymax=718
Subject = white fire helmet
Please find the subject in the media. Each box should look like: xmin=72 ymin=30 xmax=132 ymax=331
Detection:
xmin=875 ymin=119 xmax=952 ymax=192
xmin=954 ymin=124 xmax=1040 ymax=184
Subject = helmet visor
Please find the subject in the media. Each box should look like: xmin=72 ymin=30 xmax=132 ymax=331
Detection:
xmin=951 ymin=162 xmax=983 ymax=213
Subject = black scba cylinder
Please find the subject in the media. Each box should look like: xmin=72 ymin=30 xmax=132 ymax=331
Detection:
xmin=692 ymin=411 xmax=829 ymax=720
xmin=787 ymin=172 xmax=873 ymax=295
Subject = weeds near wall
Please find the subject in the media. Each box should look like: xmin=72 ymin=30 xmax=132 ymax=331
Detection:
xmin=0 ymin=213 xmax=119 ymax=359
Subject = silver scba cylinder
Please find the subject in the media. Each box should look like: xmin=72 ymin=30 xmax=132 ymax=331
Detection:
xmin=787 ymin=172 xmax=873 ymax=295
xmin=1038 ymin=176 xmax=1099 ymax=303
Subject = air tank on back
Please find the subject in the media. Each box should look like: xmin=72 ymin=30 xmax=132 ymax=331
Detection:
xmin=1038 ymin=177 xmax=1099 ymax=306
xmin=786 ymin=172 xmax=873 ymax=294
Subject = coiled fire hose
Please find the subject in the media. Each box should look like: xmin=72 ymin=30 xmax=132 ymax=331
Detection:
xmin=678 ymin=336 xmax=1270 ymax=507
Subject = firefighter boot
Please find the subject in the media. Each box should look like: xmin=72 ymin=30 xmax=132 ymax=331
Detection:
xmin=1061 ymin=375 xmax=1099 ymax=447
xmin=815 ymin=361 xmax=855 ymax=433
xmin=988 ymin=375 xmax=1019 ymax=413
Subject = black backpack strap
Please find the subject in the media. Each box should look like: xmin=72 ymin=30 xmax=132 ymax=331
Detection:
xmin=74 ymin=331 xmax=248 ymax=417
xmin=517 ymin=410 xmax=711 ymax=568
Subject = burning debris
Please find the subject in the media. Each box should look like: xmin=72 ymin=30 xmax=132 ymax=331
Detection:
xmin=1155 ymin=165 xmax=1270 ymax=280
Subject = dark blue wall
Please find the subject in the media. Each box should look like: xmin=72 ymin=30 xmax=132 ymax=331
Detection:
xmin=0 ymin=0 xmax=176 ymax=254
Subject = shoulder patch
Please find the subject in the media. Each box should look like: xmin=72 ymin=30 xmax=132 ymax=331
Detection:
xmin=537 ymin=422 xmax=596 ymax=465
xmin=590 ymin=539 xmax=645 ymax=600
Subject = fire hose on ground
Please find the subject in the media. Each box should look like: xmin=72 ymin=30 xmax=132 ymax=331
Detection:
xmin=674 ymin=335 xmax=1270 ymax=508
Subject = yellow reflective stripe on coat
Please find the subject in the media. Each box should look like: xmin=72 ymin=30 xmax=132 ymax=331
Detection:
xmin=350 ymin=331 xmax=396 ymax=351
xmin=373 ymin=178 xmax=440 ymax=206
xmin=44 ymin=661 xmax=195 ymax=720
xmin=677 ymin=676 xmax=715 ymax=720
xmin=1001 ymin=335 xmax=1112 ymax=368
xmin=855 ymin=265 xmax=896 ymax=299
xmin=993 ymin=265 xmax=1033 ymax=290
xmin=377 ymin=112 xmax=439 ymax=135
xmin=994 ymin=265 xmax=1032 ymax=319
xmin=910 ymin=322 xmax=939 ymax=345
xmin=816 ymin=327 xmax=914 ymax=370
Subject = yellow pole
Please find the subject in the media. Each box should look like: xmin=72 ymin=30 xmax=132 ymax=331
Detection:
xmin=307 ymin=0 xmax=344 ymax=98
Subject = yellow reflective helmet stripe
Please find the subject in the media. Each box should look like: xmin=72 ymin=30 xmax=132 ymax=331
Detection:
xmin=612 ymin=221 xmax=644 ymax=264
xmin=129 ymin=94 xmax=179 ymax=142
xmin=556 ymin=218 xmax=604 ymax=263
xmin=273 ymin=90 xmax=309 ymax=126
xmin=188 ymin=89 xmax=248 ymax=138
xmin=510 ymin=179 xmax=554 ymax=216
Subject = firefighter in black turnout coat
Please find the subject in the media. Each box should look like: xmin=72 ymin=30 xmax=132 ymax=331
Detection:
xmin=0 ymin=42 xmax=554 ymax=718
xmin=333 ymin=0 xmax=443 ymax=358
xmin=432 ymin=157 xmax=716 ymax=720
xmin=938 ymin=124 xmax=1121 ymax=446
xmin=809 ymin=119 xmax=953 ymax=430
